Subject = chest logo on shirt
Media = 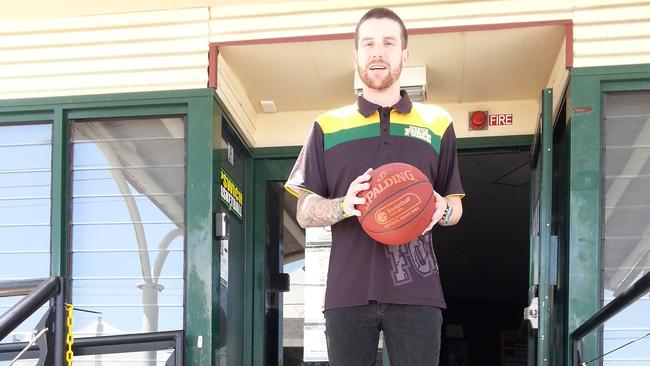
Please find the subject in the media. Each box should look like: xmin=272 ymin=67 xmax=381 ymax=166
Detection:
xmin=404 ymin=126 xmax=432 ymax=144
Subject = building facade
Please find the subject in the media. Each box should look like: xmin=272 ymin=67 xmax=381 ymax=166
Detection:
xmin=1 ymin=1 xmax=650 ymax=365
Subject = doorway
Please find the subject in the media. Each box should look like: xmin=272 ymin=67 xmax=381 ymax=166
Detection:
xmin=435 ymin=149 xmax=530 ymax=366
xmin=259 ymin=146 xmax=531 ymax=366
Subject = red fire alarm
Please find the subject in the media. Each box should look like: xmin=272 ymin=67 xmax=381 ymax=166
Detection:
xmin=469 ymin=111 xmax=488 ymax=130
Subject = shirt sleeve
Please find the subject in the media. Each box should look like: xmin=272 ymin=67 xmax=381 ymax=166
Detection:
xmin=284 ymin=121 xmax=329 ymax=198
xmin=435 ymin=123 xmax=465 ymax=198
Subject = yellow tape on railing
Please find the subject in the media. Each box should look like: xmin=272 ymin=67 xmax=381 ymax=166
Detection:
xmin=65 ymin=304 xmax=74 ymax=365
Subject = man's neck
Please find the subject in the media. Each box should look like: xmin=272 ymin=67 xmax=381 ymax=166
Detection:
xmin=362 ymin=84 xmax=401 ymax=107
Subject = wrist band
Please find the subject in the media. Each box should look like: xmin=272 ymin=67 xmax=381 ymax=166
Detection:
xmin=339 ymin=198 xmax=351 ymax=218
xmin=440 ymin=198 xmax=453 ymax=225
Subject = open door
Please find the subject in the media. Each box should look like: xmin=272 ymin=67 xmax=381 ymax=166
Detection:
xmin=251 ymin=157 xmax=297 ymax=366
xmin=525 ymin=88 xmax=554 ymax=366
xmin=264 ymin=182 xmax=291 ymax=366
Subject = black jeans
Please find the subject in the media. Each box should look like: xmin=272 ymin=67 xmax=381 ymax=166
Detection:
xmin=324 ymin=302 xmax=442 ymax=366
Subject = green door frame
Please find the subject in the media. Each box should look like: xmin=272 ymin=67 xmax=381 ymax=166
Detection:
xmin=213 ymin=101 xmax=256 ymax=366
xmin=251 ymin=153 xmax=297 ymax=366
xmin=0 ymin=89 xmax=227 ymax=365
xmin=567 ymin=64 xmax=650 ymax=365
xmin=249 ymin=135 xmax=534 ymax=366
xmin=528 ymin=88 xmax=555 ymax=365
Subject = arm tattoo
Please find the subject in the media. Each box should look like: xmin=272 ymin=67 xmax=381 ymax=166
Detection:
xmin=296 ymin=193 xmax=345 ymax=228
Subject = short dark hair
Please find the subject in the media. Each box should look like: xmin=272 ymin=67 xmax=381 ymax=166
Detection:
xmin=354 ymin=7 xmax=408 ymax=50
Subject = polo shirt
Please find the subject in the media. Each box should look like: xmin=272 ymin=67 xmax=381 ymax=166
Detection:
xmin=285 ymin=91 xmax=464 ymax=311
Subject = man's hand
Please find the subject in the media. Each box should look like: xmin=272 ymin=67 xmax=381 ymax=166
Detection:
xmin=341 ymin=168 xmax=373 ymax=217
xmin=421 ymin=190 xmax=447 ymax=234
xmin=421 ymin=193 xmax=463 ymax=234
xmin=296 ymin=168 xmax=373 ymax=228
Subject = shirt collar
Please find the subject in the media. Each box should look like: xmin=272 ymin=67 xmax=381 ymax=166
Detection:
xmin=357 ymin=90 xmax=413 ymax=118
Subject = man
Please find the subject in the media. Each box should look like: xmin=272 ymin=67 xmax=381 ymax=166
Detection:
xmin=285 ymin=7 xmax=464 ymax=366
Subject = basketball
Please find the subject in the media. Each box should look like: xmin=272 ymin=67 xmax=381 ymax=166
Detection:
xmin=357 ymin=162 xmax=436 ymax=245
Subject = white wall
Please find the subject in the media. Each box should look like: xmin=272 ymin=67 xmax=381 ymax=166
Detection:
xmin=2 ymin=0 xmax=649 ymax=146
xmin=216 ymin=54 xmax=257 ymax=147
xmin=209 ymin=1 xmax=572 ymax=43
xmin=0 ymin=8 xmax=209 ymax=100
xmin=210 ymin=0 xmax=650 ymax=69
xmin=573 ymin=0 xmax=650 ymax=67
xmin=255 ymin=100 xmax=539 ymax=147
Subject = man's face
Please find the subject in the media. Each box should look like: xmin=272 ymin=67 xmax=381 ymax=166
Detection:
xmin=354 ymin=18 xmax=408 ymax=92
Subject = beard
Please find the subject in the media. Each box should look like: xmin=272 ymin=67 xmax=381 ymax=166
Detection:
xmin=358 ymin=59 xmax=402 ymax=91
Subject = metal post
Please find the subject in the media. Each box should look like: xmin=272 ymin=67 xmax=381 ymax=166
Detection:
xmin=572 ymin=338 xmax=582 ymax=366
xmin=53 ymin=277 xmax=66 ymax=366
xmin=139 ymin=281 xmax=163 ymax=366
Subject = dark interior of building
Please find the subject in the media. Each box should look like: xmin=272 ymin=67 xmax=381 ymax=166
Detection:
xmin=435 ymin=149 xmax=531 ymax=366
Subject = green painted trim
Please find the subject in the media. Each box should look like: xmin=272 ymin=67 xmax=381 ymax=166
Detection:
xmin=50 ymin=108 xmax=68 ymax=278
xmin=252 ymin=160 xmax=268 ymax=366
xmin=602 ymin=80 xmax=650 ymax=92
xmin=184 ymin=95 xmax=217 ymax=366
xmin=457 ymin=135 xmax=533 ymax=150
xmin=324 ymin=124 xmax=380 ymax=150
xmin=67 ymin=104 xmax=187 ymax=120
xmin=526 ymin=90 xmax=555 ymax=366
xmin=568 ymin=66 xmax=650 ymax=365
xmin=219 ymin=119 xmax=250 ymax=366
xmin=568 ymin=73 xmax=603 ymax=365
xmin=253 ymin=146 xmax=302 ymax=159
xmin=215 ymin=112 xmax=256 ymax=366
xmin=552 ymin=105 xmax=571 ymax=366
xmin=211 ymin=106 xmax=226 ymax=366
xmin=252 ymin=158 xmax=295 ymax=366
xmin=0 ymin=88 xmax=224 ymax=365
xmin=0 ymin=88 xmax=213 ymax=109
xmin=0 ymin=111 xmax=53 ymax=123
xmin=538 ymin=88 xmax=554 ymax=365
xmin=243 ymin=149 xmax=256 ymax=366
xmin=571 ymin=63 xmax=650 ymax=77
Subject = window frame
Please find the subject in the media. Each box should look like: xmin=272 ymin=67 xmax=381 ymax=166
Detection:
xmin=69 ymin=114 xmax=188 ymax=337
xmin=570 ymin=64 xmax=650 ymax=364
xmin=0 ymin=88 xmax=221 ymax=365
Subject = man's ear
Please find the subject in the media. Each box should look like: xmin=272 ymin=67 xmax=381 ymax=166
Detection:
xmin=353 ymin=48 xmax=359 ymax=69
xmin=402 ymin=48 xmax=409 ymax=64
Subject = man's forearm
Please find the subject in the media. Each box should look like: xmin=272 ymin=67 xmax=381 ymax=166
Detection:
xmin=296 ymin=193 xmax=345 ymax=228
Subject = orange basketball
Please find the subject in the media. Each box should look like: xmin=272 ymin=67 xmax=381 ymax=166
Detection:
xmin=357 ymin=162 xmax=435 ymax=245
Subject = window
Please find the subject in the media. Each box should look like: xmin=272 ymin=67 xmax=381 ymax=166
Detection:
xmin=602 ymin=90 xmax=650 ymax=363
xmin=70 ymin=117 xmax=185 ymax=338
xmin=0 ymin=123 xmax=52 ymax=343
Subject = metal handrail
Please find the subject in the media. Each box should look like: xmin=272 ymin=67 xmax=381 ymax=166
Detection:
xmin=0 ymin=278 xmax=48 ymax=297
xmin=73 ymin=330 xmax=183 ymax=365
xmin=0 ymin=277 xmax=60 ymax=342
xmin=571 ymin=270 xmax=650 ymax=365
xmin=0 ymin=277 xmax=66 ymax=366
xmin=0 ymin=330 xmax=184 ymax=365
xmin=0 ymin=278 xmax=183 ymax=365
